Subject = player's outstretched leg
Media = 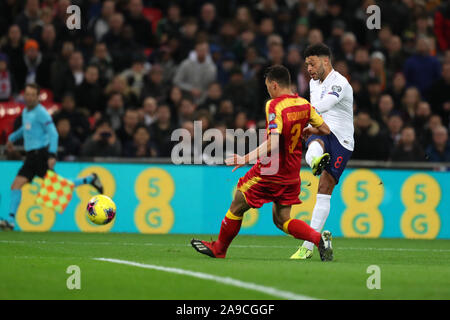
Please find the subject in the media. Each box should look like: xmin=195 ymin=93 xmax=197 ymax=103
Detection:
xmin=191 ymin=190 xmax=249 ymax=258
xmin=191 ymin=210 xmax=243 ymax=259
xmin=73 ymin=173 xmax=103 ymax=194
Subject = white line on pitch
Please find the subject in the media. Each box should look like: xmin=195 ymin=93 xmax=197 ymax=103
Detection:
xmin=94 ymin=257 xmax=316 ymax=300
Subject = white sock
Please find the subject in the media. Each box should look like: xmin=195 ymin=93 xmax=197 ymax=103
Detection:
xmin=303 ymin=194 xmax=331 ymax=251
xmin=305 ymin=141 xmax=324 ymax=168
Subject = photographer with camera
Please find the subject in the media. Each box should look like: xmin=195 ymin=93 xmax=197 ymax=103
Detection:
xmin=81 ymin=118 xmax=122 ymax=157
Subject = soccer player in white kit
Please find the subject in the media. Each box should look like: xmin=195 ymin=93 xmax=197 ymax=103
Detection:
xmin=290 ymin=43 xmax=354 ymax=259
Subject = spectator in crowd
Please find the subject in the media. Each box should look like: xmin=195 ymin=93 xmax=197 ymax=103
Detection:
xmin=199 ymin=82 xmax=222 ymax=116
xmin=90 ymin=42 xmax=114 ymax=87
xmin=353 ymin=111 xmax=385 ymax=160
xmin=351 ymin=47 xmax=370 ymax=83
xmin=254 ymin=17 xmax=275 ymax=57
xmin=123 ymin=125 xmax=158 ymax=158
xmin=401 ymin=86 xmax=421 ymax=120
xmin=359 ymin=76 xmax=383 ymax=116
xmin=307 ymin=28 xmax=324 ymax=47
xmin=217 ymin=51 xmax=237 ymax=87
xmin=390 ymin=126 xmax=426 ymax=162
xmin=75 ymin=64 xmax=104 ymax=114
xmin=116 ymin=108 xmax=140 ymax=147
xmin=375 ymin=94 xmax=395 ymax=130
xmin=178 ymin=17 xmax=198 ymax=61
xmin=39 ymin=24 xmax=58 ymax=61
xmin=50 ymin=40 xmax=74 ymax=97
xmin=426 ymin=126 xmax=450 ymax=162
xmin=403 ymin=36 xmax=441 ymax=96
xmin=196 ymin=109 xmax=213 ymax=132
xmin=89 ymin=0 xmax=116 ymax=41
xmin=434 ymin=2 xmax=450 ymax=52
xmin=149 ymin=104 xmax=176 ymax=157
xmin=173 ymin=41 xmax=217 ymax=105
xmin=166 ymin=85 xmax=183 ymax=117
xmin=233 ymin=6 xmax=256 ymax=34
xmin=15 ymin=0 xmax=41 ymax=37
xmin=141 ymin=64 xmax=168 ymax=103
xmin=178 ymin=97 xmax=197 ymax=127
xmin=224 ymin=68 xmax=257 ymax=116
xmin=386 ymin=35 xmax=408 ymax=73
xmin=214 ymin=99 xmax=234 ymax=127
xmin=156 ymin=3 xmax=182 ymax=42
xmin=53 ymin=93 xmax=91 ymax=142
xmin=413 ymin=101 xmax=432 ymax=148
xmin=102 ymin=12 xmax=126 ymax=70
xmin=105 ymin=74 xmax=138 ymax=108
xmin=428 ymin=62 xmax=450 ymax=127
xmin=120 ymin=53 xmax=148 ymax=99
xmin=141 ymin=96 xmax=158 ymax=126
xmin=382 ymin=113 xmax=404 ymax=153
xmin=369 ymin=51 xmax=388 ymax=91
xmin=125 ymin=0 xmax=154 ymax=48
xmin=55 ymin=117 xmax=81 ymax=161
xmin=53 ymin=50 xmax=84 ymax=102
xmin=1 ymin=25 xmax=25 ymax=91
xmin=152 ymin=45 xmax=177 ymax=86
xmin=0 ymin=53 xmax=14 ymax=101
xmin=103 ymin=92 xmax=125 ymax=131
xmin=199 ymin=2 xmax=221 ymax=35
xmin=385 ymin=72 xmax=407 ymax=108
xmin=81 ymin=118 xmax=122 ymax=157
xmin=21 ymin=39 xmax=52 ymax=89
xmin=340 ymin=32 xmax=357 ymax=65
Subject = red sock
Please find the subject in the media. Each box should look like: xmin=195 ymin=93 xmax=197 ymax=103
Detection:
xmin=284 ymin=219 xmax=321 ymax=247
xmin=215 ymin=210 xmax=242 ymax=254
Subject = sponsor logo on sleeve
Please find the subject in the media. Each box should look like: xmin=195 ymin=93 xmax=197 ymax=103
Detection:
xmin=328 ymin=85 xmax=342 ymax=98
xmin=268 ymin=113 xmax=276 ymax=121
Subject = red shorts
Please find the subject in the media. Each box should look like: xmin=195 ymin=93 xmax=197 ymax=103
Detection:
xmin=237 ymin=167 xmax=302 ymax=208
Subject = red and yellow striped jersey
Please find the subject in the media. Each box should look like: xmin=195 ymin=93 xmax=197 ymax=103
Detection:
xmin=255 ymin=93 xmax=324 ymax=184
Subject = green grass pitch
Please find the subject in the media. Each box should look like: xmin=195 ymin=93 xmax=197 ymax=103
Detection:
xmin=1 ymin=232 xmax=450 ymax=300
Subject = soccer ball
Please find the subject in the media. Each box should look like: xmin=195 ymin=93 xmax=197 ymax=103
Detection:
xmin=86 ymin=195 xmax=116 ymax=225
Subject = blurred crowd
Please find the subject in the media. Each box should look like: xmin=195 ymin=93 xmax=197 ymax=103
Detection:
xmin=1 ymin=0 xmax=450 ymax=162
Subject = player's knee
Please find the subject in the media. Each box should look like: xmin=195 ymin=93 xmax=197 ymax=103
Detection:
xmin=309 ymin=139 xmax=324 ymax=150
xmin=317 ymin=184 xmax=333 ymax=195
xmin=318 ymin=174 xmax=336 ymax=194
xmin=272 ymin=215 xmax=284 ymax=231
xmin=229 ymin=202 xmax=246 ymax=217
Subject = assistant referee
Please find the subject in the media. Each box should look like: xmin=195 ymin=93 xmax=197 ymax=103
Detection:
xmin=1 ymin=83 xmax=58 ymax=230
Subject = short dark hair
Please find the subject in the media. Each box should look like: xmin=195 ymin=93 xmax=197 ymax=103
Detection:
xmin=264 ymin=65 xmax=291 ymax=88
xmin=25 ymin=83 xmax=40 ymax=94
xmin=95 ymin=117 xmax=112 ymax=129
xmin=303 ymin=43 xmax=332 ymax=59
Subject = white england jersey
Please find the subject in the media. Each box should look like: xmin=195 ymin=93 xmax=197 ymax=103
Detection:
xmin=309 ymin=69 xmax=354 ymax=151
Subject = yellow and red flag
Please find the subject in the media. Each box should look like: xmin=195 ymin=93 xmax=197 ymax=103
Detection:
xmin=36 ymin=170 xmax=75 ymax=214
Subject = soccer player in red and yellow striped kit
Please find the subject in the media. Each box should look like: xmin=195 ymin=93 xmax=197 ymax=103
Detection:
xmin=191 ymin=65 xmax=334 ymax=261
